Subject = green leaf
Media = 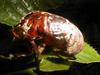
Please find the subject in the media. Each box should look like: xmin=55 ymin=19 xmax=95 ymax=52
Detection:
xmin=75 ymin=42 xmax=100 ymax=63
xmin=40 ymin=55 xmax=71 ymax=72
xmin=0 ymin=0 xmax=64 ymax=26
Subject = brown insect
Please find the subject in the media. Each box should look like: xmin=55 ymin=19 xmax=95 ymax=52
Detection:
xmin=12 ymin=11 xmax=84 ymax=57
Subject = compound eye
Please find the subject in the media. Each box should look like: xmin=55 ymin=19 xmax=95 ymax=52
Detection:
xmin=12 ymin=26 xmax=25 ymax=39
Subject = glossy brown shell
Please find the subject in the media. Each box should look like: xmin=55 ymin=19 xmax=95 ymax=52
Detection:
xmin=13 ymin=11 xmax=84 ymax=55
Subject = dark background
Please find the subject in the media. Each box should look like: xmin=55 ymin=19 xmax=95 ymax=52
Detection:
xmin=0 ymin=0 xmax=100 ymax=75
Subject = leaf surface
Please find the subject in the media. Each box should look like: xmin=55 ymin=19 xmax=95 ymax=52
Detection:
xmin=0 ymin=0 xmax=64 ymax=25
xmin=75 ymin=42 xmax=100 ymax=63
